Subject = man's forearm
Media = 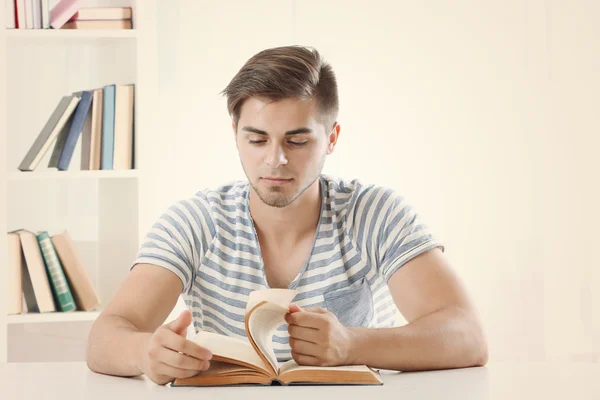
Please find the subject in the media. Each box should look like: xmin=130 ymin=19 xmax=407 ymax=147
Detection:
xmin=86 ymin=314 xmax=152 ymax=377
xmin=348 ymin=306 xmax=488 ymax=371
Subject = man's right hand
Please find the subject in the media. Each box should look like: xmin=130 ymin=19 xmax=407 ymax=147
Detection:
xmin=138 ymin=309 xmax=212 ymax=385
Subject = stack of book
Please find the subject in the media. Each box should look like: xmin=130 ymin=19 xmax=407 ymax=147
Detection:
xmin=5 ymin=0 xmax=133 ymax=30
xmin=7 ymin=229 xmax=101 ymax=314
xmin=18 ymin=84 xmax=135 ymax=172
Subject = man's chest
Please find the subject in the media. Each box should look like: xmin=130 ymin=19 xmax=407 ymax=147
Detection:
xmin=260 ymin=235 xmax=315 ymax=289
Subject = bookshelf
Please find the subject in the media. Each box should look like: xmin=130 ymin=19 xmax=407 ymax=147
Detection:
xmin=0 ymin=0 xmax=159 ymax=363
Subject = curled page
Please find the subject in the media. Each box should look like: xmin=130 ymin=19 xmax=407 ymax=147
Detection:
xmin=244 ymin=289 xmax=297 ymax=375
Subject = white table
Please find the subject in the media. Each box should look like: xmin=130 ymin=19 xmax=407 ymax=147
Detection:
xmin=1 ymin=361 xmax=598 ymax=400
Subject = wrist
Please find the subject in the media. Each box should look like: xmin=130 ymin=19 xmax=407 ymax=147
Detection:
xmin=134 ymin=332 xmax=153 ymax=375
xmin=346 ymin=326 xmax=368 ymax=365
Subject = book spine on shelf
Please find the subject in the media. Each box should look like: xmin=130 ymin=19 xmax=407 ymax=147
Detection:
xmin=36 ymin=231 xmax=76 ymax=312
xmin=57 ymin=90 xmax=93 ymax=171
xmin=40 ymin=0 xmax=49 ymax=28
xmin=101 ymin=84 xmax=116 ymax=170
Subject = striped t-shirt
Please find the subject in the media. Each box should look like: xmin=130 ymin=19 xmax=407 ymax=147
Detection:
xmin=133 ymin=174 xmax=444 ymax=361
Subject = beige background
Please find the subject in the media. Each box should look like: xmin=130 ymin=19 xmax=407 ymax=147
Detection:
xmin=154 ymin=0 xmax=599 ymax=364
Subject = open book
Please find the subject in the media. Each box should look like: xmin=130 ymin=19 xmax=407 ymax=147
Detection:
xmin=171 ymin=289 xmax=382 ymax=386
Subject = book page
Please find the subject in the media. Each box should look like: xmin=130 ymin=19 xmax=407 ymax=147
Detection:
xmin=246 ymin=288 xmax=298 ymax=314
xmin=190 ymin=330 xmax=269 ymax=374
xmin=279 ymin=359 xmax=378 ymax=375
xmin=247 ymin=302 xmax=290 ymax=375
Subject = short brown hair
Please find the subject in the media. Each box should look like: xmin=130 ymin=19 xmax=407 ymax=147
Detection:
xmin=221 ymin=45 xmax=339 ymax=129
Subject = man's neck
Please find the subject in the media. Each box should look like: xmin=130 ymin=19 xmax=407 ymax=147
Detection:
xmin=248 ymin=178 xmax=322 ymax=244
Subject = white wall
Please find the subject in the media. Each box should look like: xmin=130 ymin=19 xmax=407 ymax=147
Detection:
xmin=154 ymin=0 xmax=600 ymax=362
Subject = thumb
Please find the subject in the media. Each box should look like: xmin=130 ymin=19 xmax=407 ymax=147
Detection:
xmin=167 ymin=310 xmax=192 ymax=336
xmin=288 ymin=303 xmax=303 ymax=313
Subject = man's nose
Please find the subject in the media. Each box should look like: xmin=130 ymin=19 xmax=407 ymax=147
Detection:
xmin=264 ymin=143 xmax=288 ymax=168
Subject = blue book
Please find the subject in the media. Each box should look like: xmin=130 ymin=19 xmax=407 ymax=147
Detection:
xmin=57 ymin=91 xmax=93 ymax=171
xmin=101 ymin=84 xmax=116 ymax=170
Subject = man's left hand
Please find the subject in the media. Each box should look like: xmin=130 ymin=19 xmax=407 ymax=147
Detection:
xmin=284 ymin=304 xmax=356 ymax=366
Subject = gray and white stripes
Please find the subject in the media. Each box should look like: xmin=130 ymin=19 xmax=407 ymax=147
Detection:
xmin=133 ymin=174 xmax=444 ymax=361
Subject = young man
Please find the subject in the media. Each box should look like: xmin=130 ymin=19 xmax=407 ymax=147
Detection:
xmin=86 ymin=46 xmax=488 ymax=385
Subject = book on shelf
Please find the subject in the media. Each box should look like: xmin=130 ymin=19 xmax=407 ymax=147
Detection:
xmin=69 ymin=7 xmax=132 ymax=21
xmin=17 ymin=84 xmax=135 ymax=173
xmin=36 ymin=231 xmax=76 ymax=312
xmin=5 ymin=0 xmax=133 ymax=30
xmin=170 ymin=289 xmax=382 ymax=387
xmin=49 ymin=0 xmax=81 ymax=29
xmin=61 ymin=19 xmax=132 ymax=30
xmin=80 ymin=89 xmax=103 ymax=170
xmin=17 ymin=95 xmax=80 ymax=172
xmin=6 ymin=229 xmax=101 ymax=315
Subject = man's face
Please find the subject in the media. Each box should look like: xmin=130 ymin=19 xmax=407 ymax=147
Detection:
xmin=234 ymin=96 xmax=337 ymax=208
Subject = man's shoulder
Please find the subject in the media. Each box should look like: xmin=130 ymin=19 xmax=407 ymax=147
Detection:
xmin=171 ymin=180 xmax=249 ymax=215
xmin=322 ymin=174 xmax=403 ymax=208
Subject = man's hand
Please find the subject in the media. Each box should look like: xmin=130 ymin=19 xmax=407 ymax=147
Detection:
xmin=284 ymin=304 xmax=356 ymax=367
xmin=138 ymin=310 xmax=212 ymax=385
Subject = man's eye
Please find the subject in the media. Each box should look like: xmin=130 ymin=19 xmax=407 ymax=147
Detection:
xmin=249 ymin=140 xmax=267 ymax=144
xmin=289 ymin=141 xmax=308 ymax=147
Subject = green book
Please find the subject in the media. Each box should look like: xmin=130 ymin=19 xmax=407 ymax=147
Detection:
xmin=36 ymin=231 xmax=77 ymax=312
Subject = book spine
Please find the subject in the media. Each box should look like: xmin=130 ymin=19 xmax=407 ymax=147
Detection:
xmin=6 ymin=0 xmax=16 ymax=28
xmin=36 ymin=231 xmax=76 ymax=312
xmin=101 ymin=84 xmax=115 ymax=170
xmin=40 ymin=0 xmax=49 ymax=28
xmin=58 ymin=90 xmax=93 ymax=170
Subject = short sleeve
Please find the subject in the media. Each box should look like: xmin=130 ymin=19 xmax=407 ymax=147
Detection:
xmin=131 ymin=198 xmax=205 ymax=294
xmin=378 ymin=195 xmax=444 ymax=282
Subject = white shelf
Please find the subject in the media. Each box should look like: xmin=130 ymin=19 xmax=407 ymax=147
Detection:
xmin=8 ymin=169 xmax=139 ymax=181
xmin=6 ymin=311 xmax=101 ymax=324
xmin=5 ymin=29 xmax=136 ymax=39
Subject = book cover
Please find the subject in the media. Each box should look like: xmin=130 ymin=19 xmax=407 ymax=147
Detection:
xmin=40 ymin=0 xmax=49 ymax=28
xmin=49 ymin=0 xmax=81 ymax=29
xmin=48 ymin=93 xmax=80 ymax=169
xmin=101 ymin=84 xmax=116 ymax=170
xmin=113 ymin=84 xmax=134 ymax=170
xmin=18 ymin=95 xmax=80 ymax=171
xmin=171 ymin=289 xmax=382 ymax=387
xmin=7 ymin=232 xmax=23 ymax=314
xmin=14 ymin=230 xmax=56 ymax=313
xmin=36 ymin=231 xmax=76 ymax=312
xmin=51 ymin=230 xmax=101 ymax=311
xmin=5 ymin=0 xmax=16 ymax=28
xmin=68 ymin=7 xmax=132 ymax=21
xmin=57 ymin=90 xmax=93 ymax=171
xmin=61 ymin=19 xmax=132 ymax=30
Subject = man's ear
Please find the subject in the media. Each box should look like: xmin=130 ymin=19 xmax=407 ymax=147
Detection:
xmin=326 ymin=122 xmax=341 ymax=154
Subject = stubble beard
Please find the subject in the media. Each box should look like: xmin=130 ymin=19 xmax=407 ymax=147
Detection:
xmin=245 ymin=153 xmax=326 ymax=209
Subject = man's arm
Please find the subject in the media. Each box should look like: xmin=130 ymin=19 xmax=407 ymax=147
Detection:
xmin=86 ymin=263 xmax=210 ymax=381
xmin=348 ymin=247 xmax=489 ymax=370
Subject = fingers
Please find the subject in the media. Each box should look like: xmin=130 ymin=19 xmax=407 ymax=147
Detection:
xmin=159 ymin=329 xmax=213 ymax=361
xmin=153 ymin=361 xmax=208 ymax=379
xmin=285 ymin=308 xmax=330 ymax=328
xmin=289 ymin=337 xmax=320 ymax=357
xmin=288 ymin=324 xmax=320 ymax=343
xmin=291 ymin=351 xmax=321 ymax=366
xmin=155 ymin=346 xmax=210 ymax=371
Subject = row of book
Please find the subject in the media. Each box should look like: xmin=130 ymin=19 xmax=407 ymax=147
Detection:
xmin=18 ymin=84 xmax=135 ymax=172
xmin=7 ymin=229 xmax=101 ymax=314
xmin=5 ymin=0 xmax=133 ymax=30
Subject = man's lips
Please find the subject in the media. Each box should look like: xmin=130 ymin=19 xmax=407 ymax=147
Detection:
xmin=261 ymin=177 xmax=293 ymax=184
